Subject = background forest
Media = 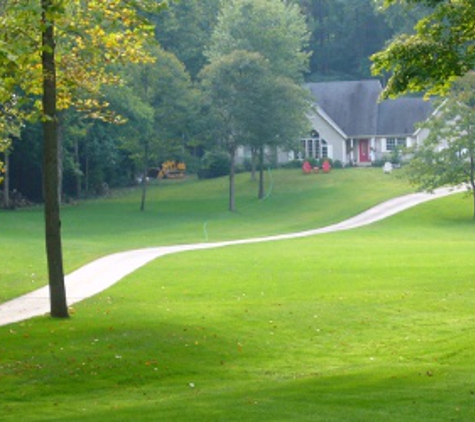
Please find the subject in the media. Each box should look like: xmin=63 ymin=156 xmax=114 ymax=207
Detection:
xmin=1 ymin=0 xmax=427 ymax=205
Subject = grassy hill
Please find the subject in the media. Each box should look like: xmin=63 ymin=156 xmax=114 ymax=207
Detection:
xmin=1 ymin=168 xmax=475 ymax=421
xmin=0 ymin=168 xmax=411 ymax=302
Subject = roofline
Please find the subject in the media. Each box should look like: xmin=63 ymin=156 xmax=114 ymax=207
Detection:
xmin=311 ymin=105 xmax=348 ymax=138
xmin=310 ymin=102 xmax=431 ymax=140
xmin=374 ymin=133 xmax=417 ymax=138
xmin=413 ymin=98 xmax=446 ymax=137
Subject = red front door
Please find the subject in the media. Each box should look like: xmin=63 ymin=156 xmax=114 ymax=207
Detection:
xmin=359 ymin=139 xmax=370 ymax=163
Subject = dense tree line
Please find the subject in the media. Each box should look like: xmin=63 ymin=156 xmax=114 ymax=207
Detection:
xmin=1 ymin=0 xmax=435 ymax=207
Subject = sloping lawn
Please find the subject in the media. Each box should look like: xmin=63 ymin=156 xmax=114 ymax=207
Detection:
xmin=1 ymin=188 xmax=475 ymax=420
xmin=0 ymin=168 xmax=411 ymax=301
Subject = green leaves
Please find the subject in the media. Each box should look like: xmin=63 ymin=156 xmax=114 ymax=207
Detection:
xmin=0 ymin=96 xmax=23 ymax=184
xmin=109 ymin=45 xmax=197 ymax=180
xmin=207 ymin=0 xmax=310 ymax=82
xmin=0 ymin=0 xmax=160 ymax=119
xmin=372 ymin=0 xmax=475 ymax=98
xmin=403 ymin=72 xmax=475 ymax=215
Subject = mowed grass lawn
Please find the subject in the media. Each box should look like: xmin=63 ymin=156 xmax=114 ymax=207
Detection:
xmin=1 ymin=168 xmax=475 ymax=421
xmin=0 ymin=168 xmax=411 ymax=302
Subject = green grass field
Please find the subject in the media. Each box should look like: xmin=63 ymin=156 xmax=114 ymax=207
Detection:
xmin=0 ymin=168 xmax=410 ymax=302
xmin=1 ymin=168 xmax=475 ymax=421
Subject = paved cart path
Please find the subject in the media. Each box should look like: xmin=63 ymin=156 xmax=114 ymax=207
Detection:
xmin=0 ymin=186 xmax=464 ymax=327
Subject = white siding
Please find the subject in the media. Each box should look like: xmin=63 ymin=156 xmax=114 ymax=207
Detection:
xmin=308 ymin=112 xmax=347 ymax=163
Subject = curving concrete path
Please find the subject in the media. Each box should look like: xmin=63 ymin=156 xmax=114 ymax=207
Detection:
xmin=0 ymin=186 xmax=464 ymax=327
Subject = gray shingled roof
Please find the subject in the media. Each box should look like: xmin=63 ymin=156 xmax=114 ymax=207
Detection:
xmin=306 ymin=80 xmax=433 ymax=137
xmin=377 ymin=97 xmax=433 ymax=136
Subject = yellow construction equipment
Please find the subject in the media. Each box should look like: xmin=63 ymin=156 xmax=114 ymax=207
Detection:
xmin=158 ymin=160 xmax=186 ymax=179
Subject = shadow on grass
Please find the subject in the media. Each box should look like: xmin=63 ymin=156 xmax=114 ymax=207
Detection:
xmin=33 ymin=368 xmax=475 ymax=422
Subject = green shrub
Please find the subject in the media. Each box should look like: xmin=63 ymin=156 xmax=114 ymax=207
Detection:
xmin=281 ymin=159 xmax=303 ymax=169
xmin=198 ymin=150 xmax=231 ymax=179
xmin=372 ymin=159 xmax=385 ymax=168
xmin=332 ymin=159 xmax=343 ymax=168
xmin=308 ymin=157 xmax=320 ymax=167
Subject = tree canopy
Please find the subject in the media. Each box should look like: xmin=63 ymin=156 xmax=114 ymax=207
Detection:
xmin=403 ymin=72 xmax=475 ymax=217
xmin=201 ymin=0 xmax=311 ymax=209
xmin=0 ymin=1 xmax=162 ymax=113
xmin=152 ymin=0 xmax=221 ymax=79
xmin=372 ymin=0 xmax=475 ymax=98
xmin=207 ymin=0 xmax=310 ymax=82
xmin=108 ymin=46 xmax=198 ymax=211
xmin=201 ymin=51 xmax=272 ymax=211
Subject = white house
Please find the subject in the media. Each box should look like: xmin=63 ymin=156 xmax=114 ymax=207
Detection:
xmin=237 ymin=80 xmax=433 ymax=166
xmin=300 ymin=80 xmax=434 ymax=165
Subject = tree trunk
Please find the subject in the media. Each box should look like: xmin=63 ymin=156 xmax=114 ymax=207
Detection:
xmin=229 ymin=143 xmax=236 ymax=212
xmin=74 ymin=139 xmax=81 ymax=199
xmin=470 ymin=154 xmax=475 ymax=219
xmin=258 ymin=146 xmax=265 ymax=200
xmin=85 ymin=149 xmax=89 ymax=196
xmin=140 ymin=141 xmax=149 ymax=212
xmin=58 ymin=119 xmax=63 ymax=203
xmin=41 ymin=0 xmax=68 ymax=318
xmin=3 ymin=147 xmax=10 ymax=209
xmin=250 ymin=146 xmax=257 ymax=181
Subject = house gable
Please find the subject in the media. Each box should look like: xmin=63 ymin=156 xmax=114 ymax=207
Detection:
xmin=306 ymin=80 xmax=381 ymax=137
xmin=306 ymin=107 xmax=347 ymax=162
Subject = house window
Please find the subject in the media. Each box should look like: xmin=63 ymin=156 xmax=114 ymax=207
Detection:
xmin=321 ymin=139 xmax=328 ymax=158
xmin=301 ymin=132 xmax=327 ymax=159
xmin=308 ymin=139 xmax=315 ymax=157
xmin=386 ymin=137 xmax=406 ymax=151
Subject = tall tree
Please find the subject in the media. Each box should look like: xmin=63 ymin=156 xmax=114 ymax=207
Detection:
xmin=200 ymin=51 xmax=271 ymax=211
xmin=250 ymin=76 xmax=310 ymax=199
xmin=205 ymin=0 xmax=310 ymax=202
xmin=0 ymin=0 xmax=163 ymax=318
xmin=109 ymin=46 xmax=198 ymax=211
xmin=200 ymin=50 xmax=310 ymax=209
xmin=152 ymin=0 xmax=221 ymax=79
xmin=372 ymin=0 xmax=475 ymax=98
xmin=40 ymin=0 xmax=69 ymax=317
xmin=207 ymin=0 xmax=310 ymax=82
xmin=403 ymin=72 xmax=475 ymax=217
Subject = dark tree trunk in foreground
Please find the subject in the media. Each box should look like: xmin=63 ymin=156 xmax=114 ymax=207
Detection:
xmin=42 ymin=0 xmax=69 ymax=318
